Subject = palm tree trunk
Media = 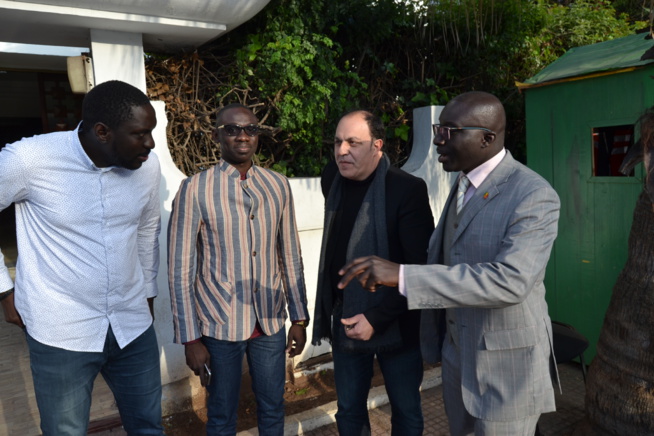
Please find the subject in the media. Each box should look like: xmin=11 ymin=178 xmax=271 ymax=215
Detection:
xmin=580 ymin=190 xmax=654 ymax=435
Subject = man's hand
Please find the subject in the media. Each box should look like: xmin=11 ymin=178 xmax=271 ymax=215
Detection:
xmin=1 ymin=291 xmax=25 ymax=329
xmin=341 ymin=314 xmax=375 ymax=341
xmin=147 ymin=297 xmax=155 ymax=320
xmin=185 ymin=341 xmax=211 ymax=387
xmin=286 ymin=324 xmax=307 ymax=358
xmin=338 ymin=256 xmax=400 ymax=292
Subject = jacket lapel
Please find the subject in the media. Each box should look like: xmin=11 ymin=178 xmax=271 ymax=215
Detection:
xmin=451 ymin=151 xmax=517 ymax=243
xmin=427 ymin=179 xmax=457 ymax=264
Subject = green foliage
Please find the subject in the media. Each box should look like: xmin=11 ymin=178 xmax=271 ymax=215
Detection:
xmin=611 ymin=0 xmax=653 ymax=22
xmin=218 ymin=0 xmax=366 ymax=176
xmin=411 ymin=0 xmax=646 ymax=159
xmin=528 ymin=0 xmax=646 ymax=70
xmin=150 ymin=0 xmax=649 ymax=176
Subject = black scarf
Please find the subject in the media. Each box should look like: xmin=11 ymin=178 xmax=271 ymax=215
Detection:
xmin=312 ymin=155 xmax=403 ymax=353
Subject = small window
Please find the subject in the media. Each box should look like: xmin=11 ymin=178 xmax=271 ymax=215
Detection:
xmin=592 ymin=125 xmax=634 ymax=177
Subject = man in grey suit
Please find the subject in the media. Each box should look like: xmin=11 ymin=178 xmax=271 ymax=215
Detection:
xmin=338 ymin=91 xmax=560 ymax=436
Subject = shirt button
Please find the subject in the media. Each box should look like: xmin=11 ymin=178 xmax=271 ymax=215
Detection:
xmin=253 ymin=251 xmax=257 ymax=256
xmin=254 ymin=288 xmax=259 ymax=293
xmin=250 ymin=215 xmax=255 ymax=220
xmin=454 ymin=223 xmax=459 ymax=229
xmin=243 ymin=183 xmax=248 ymax=189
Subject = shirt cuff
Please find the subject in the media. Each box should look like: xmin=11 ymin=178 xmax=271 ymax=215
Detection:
xmin=398 ymin=265 xmax=407 ymax=298
xmin=292 ymin=319 xmax=308 ymax=328
xmin=144 ymin=281 xmax=158 ymax=299
xmin=183 ymin=338 xmax=202 ymax=345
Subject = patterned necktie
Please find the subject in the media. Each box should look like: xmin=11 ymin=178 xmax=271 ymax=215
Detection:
xmin=456 ymin=175 xmax=470 ymax=214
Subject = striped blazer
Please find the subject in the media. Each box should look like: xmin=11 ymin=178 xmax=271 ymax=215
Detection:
xmin=168 ymin=160 xmax=309 ymax=343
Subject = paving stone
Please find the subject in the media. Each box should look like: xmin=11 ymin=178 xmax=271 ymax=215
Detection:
xmin=303 ymin=362 xmax=585 ymax=436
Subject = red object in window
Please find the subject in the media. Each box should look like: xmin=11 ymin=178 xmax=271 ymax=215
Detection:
xmin=610 ymin=127 xmax=632 ymax=176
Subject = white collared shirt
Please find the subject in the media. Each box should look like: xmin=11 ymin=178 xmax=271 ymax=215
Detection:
xmin=460 ymin=148 xmax=507 ymax=208
xmin=0 ymin=127 xmax=161 ymax=352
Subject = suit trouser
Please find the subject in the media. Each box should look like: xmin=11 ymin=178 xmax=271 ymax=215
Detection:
xmin=442 ymin=336 xmax=540 ymax=436
xmin=332 ymin=343 xmax=424 ymax=436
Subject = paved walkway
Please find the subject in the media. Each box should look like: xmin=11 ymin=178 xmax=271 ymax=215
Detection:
xmin=9 ymin=351 xmax=585 ymax=436
xmin=233 ymin=362 xmax=586 ymax=436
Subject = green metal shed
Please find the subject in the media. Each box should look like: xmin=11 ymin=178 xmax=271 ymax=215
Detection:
xmin=519 ymin=32 xmax=654 ymax=360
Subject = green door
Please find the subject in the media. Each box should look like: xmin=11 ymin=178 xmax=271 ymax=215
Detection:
xmin=526 ymin=70 xmax=649 ymax=360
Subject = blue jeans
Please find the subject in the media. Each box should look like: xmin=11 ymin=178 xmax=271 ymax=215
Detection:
xmin=26 ymin=324 xmax=163 ymax=436
xmin=202 ymin=327 xmax=286 ymax=436
xmin=333 ymin=344 xmax=424 ymax=436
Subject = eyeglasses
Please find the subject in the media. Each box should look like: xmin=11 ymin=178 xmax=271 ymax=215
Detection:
xmin=217 ymin=124 xmax=261 ymax=137
xmin=432 ymin=124 xmax=495 ymax=140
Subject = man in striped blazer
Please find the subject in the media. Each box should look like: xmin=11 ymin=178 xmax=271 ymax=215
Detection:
xmin=339 ymin=92 xmax=560 ymax=436
xmin=168 ymin=104 xmax=310 ymax=436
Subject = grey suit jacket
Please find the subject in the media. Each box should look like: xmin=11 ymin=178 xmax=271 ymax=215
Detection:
xmin=404 ymin=151 xmax=560 ymax=421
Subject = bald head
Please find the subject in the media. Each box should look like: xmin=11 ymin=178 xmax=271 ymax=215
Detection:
xmin=448 ymin=91 xmax=506 ymax=146
xmin=434 ymin=91 xmax=506 ymax=173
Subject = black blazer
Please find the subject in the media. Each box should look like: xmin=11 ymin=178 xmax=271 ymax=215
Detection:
xmin=321 ymin=160 xmax=434 ymax=345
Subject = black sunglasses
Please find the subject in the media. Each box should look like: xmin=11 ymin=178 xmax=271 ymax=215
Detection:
xmin=217 ymin=124 xmax=261 ymax=137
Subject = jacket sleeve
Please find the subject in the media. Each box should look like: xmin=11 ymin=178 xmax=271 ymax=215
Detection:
xmin=167 ymin=177 xmax=202 ymax=343
xmin=277 ymin=178 xmax=310 ymax=322
xmin=405 ymin=184 xmax=560 ymax=310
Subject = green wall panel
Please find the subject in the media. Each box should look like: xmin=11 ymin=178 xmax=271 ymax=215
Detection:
xmin=525 ymin=67 xmax=652 ymax=360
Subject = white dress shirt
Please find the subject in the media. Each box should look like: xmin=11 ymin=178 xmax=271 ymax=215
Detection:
xmin=0 ymin=127 xmax=161 ymax=352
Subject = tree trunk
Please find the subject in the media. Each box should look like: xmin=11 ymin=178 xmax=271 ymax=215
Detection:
xmin=580 ymin=191 xmax=654 ymax=435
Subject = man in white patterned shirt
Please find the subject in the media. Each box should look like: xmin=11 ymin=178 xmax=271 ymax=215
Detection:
xmin=0 ymin=80 xmax=164 ymax=435
xmin=168 ymin=103 xmax=309 ymax=435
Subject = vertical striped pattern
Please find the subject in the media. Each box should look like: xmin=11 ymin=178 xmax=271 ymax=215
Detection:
xmin=168 ymin=160 xmax=309 ymax=343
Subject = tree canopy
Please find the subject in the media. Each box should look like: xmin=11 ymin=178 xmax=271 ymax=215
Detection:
xmin=146 ymin=0 xmax=648 ymax=177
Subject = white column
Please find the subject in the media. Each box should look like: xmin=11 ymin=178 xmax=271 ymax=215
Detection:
xmin=401 ymin=105 xmax=455 ymax=219
xmin=89 ymin=29 xmax=146 ymax=92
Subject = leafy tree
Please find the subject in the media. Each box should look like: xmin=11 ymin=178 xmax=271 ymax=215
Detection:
xmin=611 ymin=0 xmax=653 ymax=22
xmin=211 ymin=0 xmax=365 ymax=176
xmin=147 ymin=0 xmax=647 ymax=176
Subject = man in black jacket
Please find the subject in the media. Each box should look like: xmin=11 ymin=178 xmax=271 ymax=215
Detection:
xmin=312 ymin=110 xmax=434 ymax=436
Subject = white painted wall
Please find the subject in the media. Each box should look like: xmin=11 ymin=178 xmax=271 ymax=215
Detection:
xmin=90 ymin=29 xmax=147 ymax=91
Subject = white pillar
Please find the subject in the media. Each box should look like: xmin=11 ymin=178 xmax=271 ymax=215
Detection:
xmin=401 ymin=105 xmax=455 ymax=219
xmin=89 ymin=29 xmax=146 ymax=92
